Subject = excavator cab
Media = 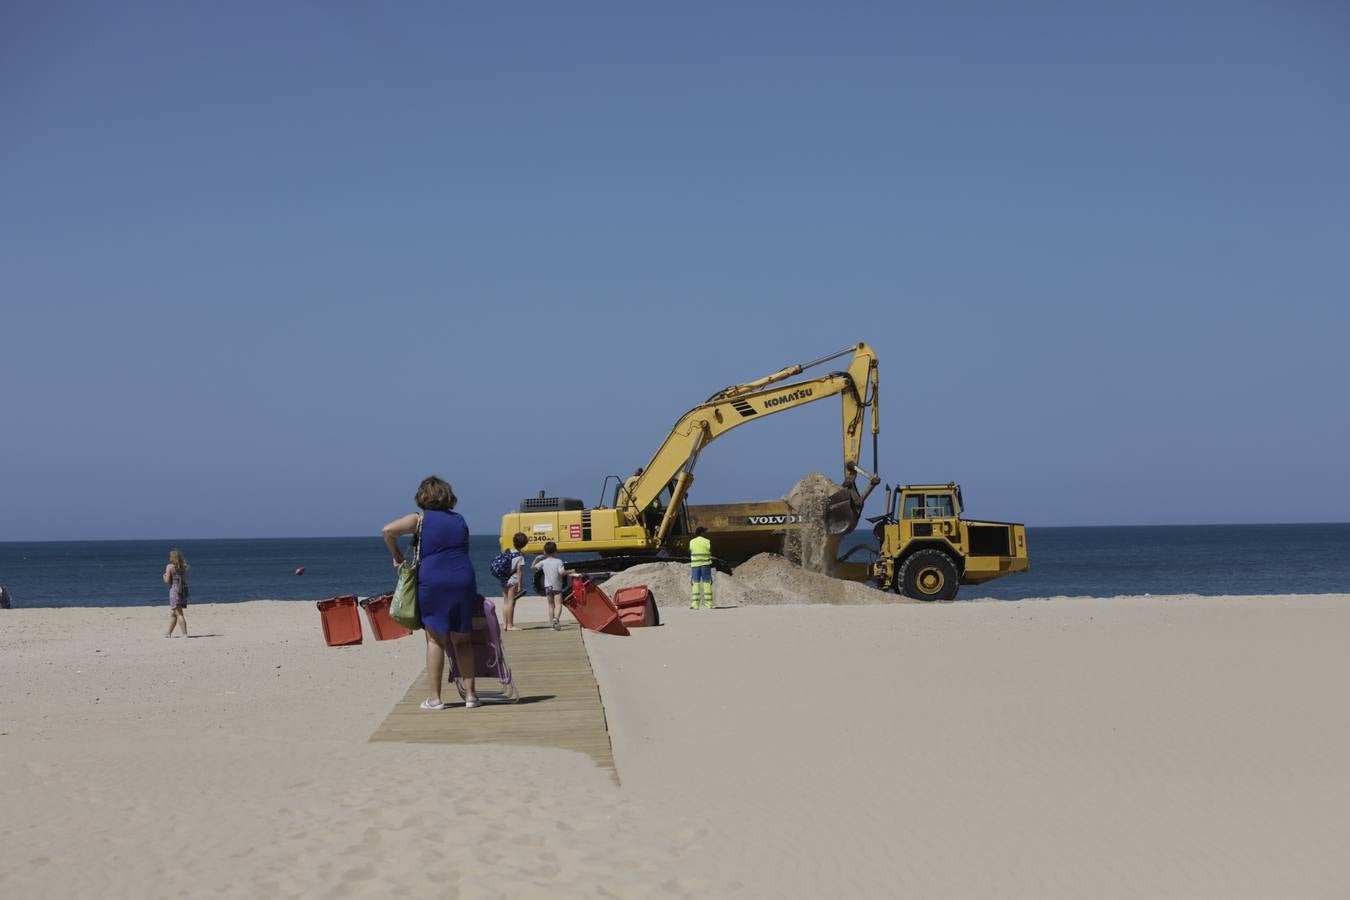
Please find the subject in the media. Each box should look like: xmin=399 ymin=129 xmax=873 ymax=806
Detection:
xmin=602 ymin=474 xmax=634 ymax=510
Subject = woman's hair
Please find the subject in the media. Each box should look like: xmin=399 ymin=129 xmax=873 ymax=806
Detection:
xmin=415 ymin=476 xmax=457 ymax=511
xmin=169 ymin=548 xmax=189 ymax=576
xmin=512 ymin=531 xmax=528 ymax=550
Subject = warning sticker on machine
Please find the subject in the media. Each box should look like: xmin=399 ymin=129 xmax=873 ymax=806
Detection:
xmin=532 ymin=523 xmax=553 ymax=534
xmin=569 ymin=524 xmax=582 ymax=539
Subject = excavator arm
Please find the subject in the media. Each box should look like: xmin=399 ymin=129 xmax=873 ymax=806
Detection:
xmin=623 ymin=342 xmax=881 ymax=537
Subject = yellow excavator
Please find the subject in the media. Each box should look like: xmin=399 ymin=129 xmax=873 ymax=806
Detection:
xmin=499 ymin=341 xmax=1030 ymax=600
xmin=499 ymin=342 xmax=882 ymax=572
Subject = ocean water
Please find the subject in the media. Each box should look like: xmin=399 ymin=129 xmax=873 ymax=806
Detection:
xmin=1 ymin=524 xmax=1348 ymax=609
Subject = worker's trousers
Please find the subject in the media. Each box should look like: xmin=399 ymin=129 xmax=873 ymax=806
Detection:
xmin=690 ymin=565 xmax=713 ymax=607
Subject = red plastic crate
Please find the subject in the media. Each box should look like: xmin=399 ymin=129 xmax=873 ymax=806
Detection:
xmin=614 ymin=585 xmax=659 ymax=628
xmin=565 ymin=576 xmax=630 ymax=636
xmin=316 ymin=595 xmax=363 ymax=646
xmin=361 ymin=594 xmax=412 ymax=641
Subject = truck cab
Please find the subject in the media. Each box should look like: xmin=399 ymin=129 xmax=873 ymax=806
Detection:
xmin=870 ymin=483 xmax=1029 ymax=600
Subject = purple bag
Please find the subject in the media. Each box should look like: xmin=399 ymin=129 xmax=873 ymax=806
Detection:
xmin=447 ymin=596 xmax=518 ymax=702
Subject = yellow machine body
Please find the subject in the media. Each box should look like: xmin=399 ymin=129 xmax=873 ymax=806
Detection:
xmin=499 ymin=500 xmax=840 ymax=568
xmin=498 ymin=343 xmax=1030 ymax=601
xmin=501 ymin=343 xmax=880 ymax=562
xmin=869 ymin=483 xmax=1029 ymax=600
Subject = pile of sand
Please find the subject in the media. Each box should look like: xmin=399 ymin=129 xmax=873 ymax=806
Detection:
xmin=782 ymin=471 xmax=844 ymax=573
xmin=733 ymin=552 xmax=898 ymax=605
xmin=598 ymin=553 xmax=897 ymax=607
xmin=599 ymin=561 xmax=757 ymax=608
xmin=596 ymin=472 xmax=896 ymax=607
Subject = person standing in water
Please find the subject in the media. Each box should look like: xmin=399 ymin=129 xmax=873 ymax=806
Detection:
xmin=163 ymin=548 xmax=189 ymax=637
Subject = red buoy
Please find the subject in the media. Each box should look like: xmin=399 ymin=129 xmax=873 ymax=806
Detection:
xmin=295 ymin=567 xmax=305 ymax=576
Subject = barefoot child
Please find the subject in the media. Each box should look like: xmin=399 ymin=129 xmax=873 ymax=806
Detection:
xmin=501 ymin=532 xmax=528 ymax=630
xmin=163 ymin=548 xmax=190 ymax=637
xmin=531 ymin=541 xmax=568 ymax=630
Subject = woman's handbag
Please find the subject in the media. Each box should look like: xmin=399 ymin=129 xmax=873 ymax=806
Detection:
xmin=389 ymin=513 xmax=422 ymax=631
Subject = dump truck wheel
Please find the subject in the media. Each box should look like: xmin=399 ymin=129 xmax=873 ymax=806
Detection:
xmin=898 ymin=549 xmax=959 ymax=602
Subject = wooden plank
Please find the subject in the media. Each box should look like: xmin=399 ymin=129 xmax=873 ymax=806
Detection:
xmin=368 ymin=621 xmax=616 ymax=776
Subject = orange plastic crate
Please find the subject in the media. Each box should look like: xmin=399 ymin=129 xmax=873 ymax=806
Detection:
xmin=565 ymin=576 xmax=630 ymax=636
xmin=614 ymin=585 xmax=658 ymax=628
xmin=316 ymin=595 xmax=363 ymax=646
xmin=361 ymin=594 xmax=412 ymax=641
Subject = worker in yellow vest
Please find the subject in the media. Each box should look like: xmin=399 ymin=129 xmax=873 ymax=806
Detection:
xmin=689 ymin=526 xmax=714 ymax=609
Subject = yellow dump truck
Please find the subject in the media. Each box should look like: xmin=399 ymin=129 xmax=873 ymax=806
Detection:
xmin=865 ymin=482 xmax=1029 ymax=601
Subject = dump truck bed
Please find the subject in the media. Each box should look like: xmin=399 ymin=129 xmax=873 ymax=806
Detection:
xmin=666 ymin=501 xmax=843 ymax=567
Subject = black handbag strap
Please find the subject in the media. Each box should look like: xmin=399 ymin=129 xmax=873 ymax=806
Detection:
xmin=413 ymin=512 xmax=423 ymax=567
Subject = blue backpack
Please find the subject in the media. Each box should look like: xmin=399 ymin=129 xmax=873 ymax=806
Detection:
xmin=490 ymin=549 xmax=518 ymax=582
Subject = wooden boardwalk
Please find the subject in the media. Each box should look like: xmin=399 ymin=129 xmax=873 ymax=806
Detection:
xmin=368 ymin=621 xmax=615 ymax=774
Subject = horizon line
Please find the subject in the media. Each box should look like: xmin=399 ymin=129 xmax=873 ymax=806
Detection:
xmin=4 ymin=520 xmax=1350 ymax=544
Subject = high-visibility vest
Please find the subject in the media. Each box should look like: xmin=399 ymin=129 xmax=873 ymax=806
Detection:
xmin=689 ymin=536 xmax=712 ymax=568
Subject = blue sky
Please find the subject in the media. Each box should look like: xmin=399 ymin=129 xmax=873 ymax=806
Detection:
xmin=2 ymin=1 xmax=1347 ymax=540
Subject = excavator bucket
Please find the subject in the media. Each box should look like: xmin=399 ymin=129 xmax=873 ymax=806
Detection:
xmin=825 ymin=489 xmax=861 ymax=535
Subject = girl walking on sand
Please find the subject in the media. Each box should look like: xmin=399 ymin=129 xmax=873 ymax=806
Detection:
xmin=163 ymin=548 xmax=189 ymax=637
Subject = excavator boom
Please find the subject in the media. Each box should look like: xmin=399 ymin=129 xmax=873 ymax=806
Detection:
xmin=624 ymin=342 xmax=880 ymax=535
xmin=501 ymin=342 xmax=881 ymax=567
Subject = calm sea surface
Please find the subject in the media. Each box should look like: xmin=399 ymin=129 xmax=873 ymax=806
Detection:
xmin=1 ymin=524 xmax=1348 ymax=609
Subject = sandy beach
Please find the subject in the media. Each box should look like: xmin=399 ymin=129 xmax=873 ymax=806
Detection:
xmin=3 ymin=593 xmax=1349 ymax=899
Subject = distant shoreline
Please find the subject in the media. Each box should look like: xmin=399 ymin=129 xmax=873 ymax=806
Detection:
xmin=5 ymin=526 xmax=1350 ymax=606
xmin=6 ymin=590 xmax=1350 ymax=611
xmin=6 ymin=520 xmax=1350 ymax=544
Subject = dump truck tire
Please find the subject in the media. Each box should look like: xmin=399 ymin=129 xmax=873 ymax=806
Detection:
xmin=898 ymin=549 xmax=959 ymax=602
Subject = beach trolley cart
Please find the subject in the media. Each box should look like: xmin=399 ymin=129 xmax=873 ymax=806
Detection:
xmin=359 ymin=593 xmax=413 ymax=641
xmin=447 ymin=596 xmax=519 ymax=704
xmin=316 ymin=595 xmax=363 ymax=646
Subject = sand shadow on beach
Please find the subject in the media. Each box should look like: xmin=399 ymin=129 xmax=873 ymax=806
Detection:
xmin=185 ymin=634 xmax=222 ymax=639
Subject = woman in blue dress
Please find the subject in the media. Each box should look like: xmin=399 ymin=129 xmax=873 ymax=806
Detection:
xmin=382 ymin=476 xmax=479 ymax=709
